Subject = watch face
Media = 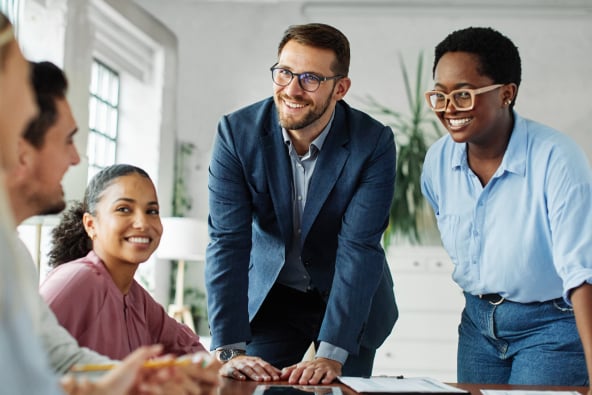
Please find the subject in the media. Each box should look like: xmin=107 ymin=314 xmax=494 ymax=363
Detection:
xmin=219 ymin=349 xmax=244 ymax=361
xmin=219 ymin=349 xmax=233 ymax=361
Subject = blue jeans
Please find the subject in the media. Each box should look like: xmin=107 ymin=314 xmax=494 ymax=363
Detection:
xmin=458 ymin=292 xmax=588 ymax=385
xmin=247 ymin=283 xmax=375 ymax=377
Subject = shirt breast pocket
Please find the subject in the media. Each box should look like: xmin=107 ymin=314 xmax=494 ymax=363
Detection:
xmin=436 ymin=214 xmax=460 ymax=265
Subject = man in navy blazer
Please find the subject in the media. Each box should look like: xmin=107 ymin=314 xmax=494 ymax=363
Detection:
xmin=206 ymin=23 xmax=398 ymax=385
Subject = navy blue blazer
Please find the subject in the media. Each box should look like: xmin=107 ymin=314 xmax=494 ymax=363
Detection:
xmin=205 ymin=98 xmax=398 ymax=355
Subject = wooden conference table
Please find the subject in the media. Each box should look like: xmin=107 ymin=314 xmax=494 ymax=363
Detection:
xmin=217 ymin=377 xmax=589 ymax=395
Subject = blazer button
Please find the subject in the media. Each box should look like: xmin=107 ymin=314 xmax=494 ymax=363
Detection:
xmin=303 ymin=261 xmax=310 ymax=266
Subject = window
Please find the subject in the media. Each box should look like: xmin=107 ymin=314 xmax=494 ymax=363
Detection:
xmin=87 ymin=59 xmax=120 ymax=181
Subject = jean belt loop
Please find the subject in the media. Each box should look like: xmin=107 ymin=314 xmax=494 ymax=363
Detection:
xmin=478 ymin=293 xmax=505 ymax=305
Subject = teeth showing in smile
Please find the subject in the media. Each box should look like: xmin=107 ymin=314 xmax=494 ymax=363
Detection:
xmin=448 ymin=118 xmax=471 ymax=127
xmin=128 ymin=237 xmax=149 ymax=244
xmin=284 ymin=100 xmax=305 ymax=109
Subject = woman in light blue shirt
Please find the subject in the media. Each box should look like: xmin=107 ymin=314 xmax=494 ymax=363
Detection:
xmin=421 ymin=27 xmax=592 ymax=386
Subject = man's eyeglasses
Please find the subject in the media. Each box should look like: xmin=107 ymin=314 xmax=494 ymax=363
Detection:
xmin=424 ymin=84 xmax=503 ymax=112
xmin=270 ymin=64 xmax=344 ymax=93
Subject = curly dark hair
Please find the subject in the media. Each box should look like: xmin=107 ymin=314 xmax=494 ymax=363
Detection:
xmin=47 ymin=201 xmax=90 ymax=267
xmin=47 ymin=164 xmax=152 ymax=267
xmin=433 ymin=26 xmax=521 ymax=107
xmin=278 ymin=23 xmax=350 ymax=77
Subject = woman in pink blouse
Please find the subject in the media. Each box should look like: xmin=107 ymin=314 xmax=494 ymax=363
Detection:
xmin=40 ymin=164 xmax=208 ymax=360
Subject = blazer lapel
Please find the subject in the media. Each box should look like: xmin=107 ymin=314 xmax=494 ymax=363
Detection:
xmin=260 ymin=110 xmax=293 ymax=244
xmin=301 ymin=105 xmax=350 ymax=244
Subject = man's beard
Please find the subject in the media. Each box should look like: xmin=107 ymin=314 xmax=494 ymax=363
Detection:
xmin=32 ymin=189 xmax=66 ymax=216
xmin=276 ymin=88 xmax=334 ymax=131
xmin=39 ymin=200 xmax=66 ymax=216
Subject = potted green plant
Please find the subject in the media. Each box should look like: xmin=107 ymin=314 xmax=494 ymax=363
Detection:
xmin=362 ymin=52 xmax=442 ymax=247
xmin=172 ymin=141 xmax=195 ymax=217
xmin=168 ymin=140 xmax=208 ymax=333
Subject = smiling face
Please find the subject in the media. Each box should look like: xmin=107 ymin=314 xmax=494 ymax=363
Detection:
xmin=432 ymin=51 xmax=515 ymax=146
xmin=83 ymin=173 xmax=162 ymax=268
xmin=273 ymin=40 xmax=351 ymax=136
xmin=20 ymin=98 xmax=80 ymax=218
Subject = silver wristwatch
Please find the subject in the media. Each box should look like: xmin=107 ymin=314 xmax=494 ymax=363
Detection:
xmin=217 ymin=348 xmax=246 ymax=362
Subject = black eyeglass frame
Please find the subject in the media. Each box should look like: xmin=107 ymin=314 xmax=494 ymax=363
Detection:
xmin=270 ymin=63 xmax=344 ymax=92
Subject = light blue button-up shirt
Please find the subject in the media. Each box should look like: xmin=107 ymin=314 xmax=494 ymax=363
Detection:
xmin=421 ymin=112 xmax=592 ymax=303
xmin=280 ymin=111 xmax=348 ymax=364
xmin=277 ymin=115 xmax=332 ymax=291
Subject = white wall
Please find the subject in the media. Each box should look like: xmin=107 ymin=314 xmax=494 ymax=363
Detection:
xmin=134 ymin=0 xmax=592 ymax=224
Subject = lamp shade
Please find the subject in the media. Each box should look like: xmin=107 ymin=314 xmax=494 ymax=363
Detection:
xmin=156 ymin=217 xmax=209 ymax=261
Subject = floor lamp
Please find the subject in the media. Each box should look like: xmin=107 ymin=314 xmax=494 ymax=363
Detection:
xmin=156 ymin=217 xmax=208 ymax=333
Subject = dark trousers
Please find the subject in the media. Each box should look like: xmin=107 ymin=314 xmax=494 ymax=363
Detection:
xmin=247 ymin=283 xmax=375 ymax=377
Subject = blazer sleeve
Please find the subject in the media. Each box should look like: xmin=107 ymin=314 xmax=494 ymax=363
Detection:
xmin=205 ymin=114 xmax=254 ymax=349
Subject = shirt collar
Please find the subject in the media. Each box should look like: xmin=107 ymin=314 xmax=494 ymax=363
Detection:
xmin=501 ymin=112 xmax=527 ymax=177
xmin=451 ymin=111 xmax=527 ymax=177
xmin=282 ymin=110 xmax=335 ymax=153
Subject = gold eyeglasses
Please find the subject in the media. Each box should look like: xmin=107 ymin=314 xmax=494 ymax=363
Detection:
xmin=424 ymin=84 xmax=503 ymax=112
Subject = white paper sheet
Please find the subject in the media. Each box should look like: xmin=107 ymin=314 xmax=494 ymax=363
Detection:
xmin=338 ymin=376 xmax=468 ymax=393
xmin=481 ymin=390 xmax=581 ymax=395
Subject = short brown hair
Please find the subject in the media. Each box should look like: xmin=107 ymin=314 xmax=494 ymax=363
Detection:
xmin=22 ymin=61 xmax=68 ymax=148
xmin=278 ymin=23 xmax=350 ymax=76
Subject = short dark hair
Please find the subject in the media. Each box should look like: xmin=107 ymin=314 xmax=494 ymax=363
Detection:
xmin=433 ymin=27 xmax=521 ymax=105
xmin=48 ymin=164 xmax=152 ymax=267
xmin=278 ymin=23 xmax=350 ymax=76
xmin=22 ymin=61 xmax=68 ymax=148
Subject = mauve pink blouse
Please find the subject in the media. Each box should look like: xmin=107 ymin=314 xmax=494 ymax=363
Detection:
xmin=39 ymin=251 xmax=207 ymax=360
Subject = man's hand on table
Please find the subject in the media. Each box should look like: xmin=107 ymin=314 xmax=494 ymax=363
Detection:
xmin=280 ymin=358 xmax=342 ymax=385
xmin=220 ymin=355 xmax=282 ymax=382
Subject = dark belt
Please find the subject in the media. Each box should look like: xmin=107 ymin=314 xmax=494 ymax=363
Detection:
xmin=478 ymin=293 xmax=505 ymax=305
